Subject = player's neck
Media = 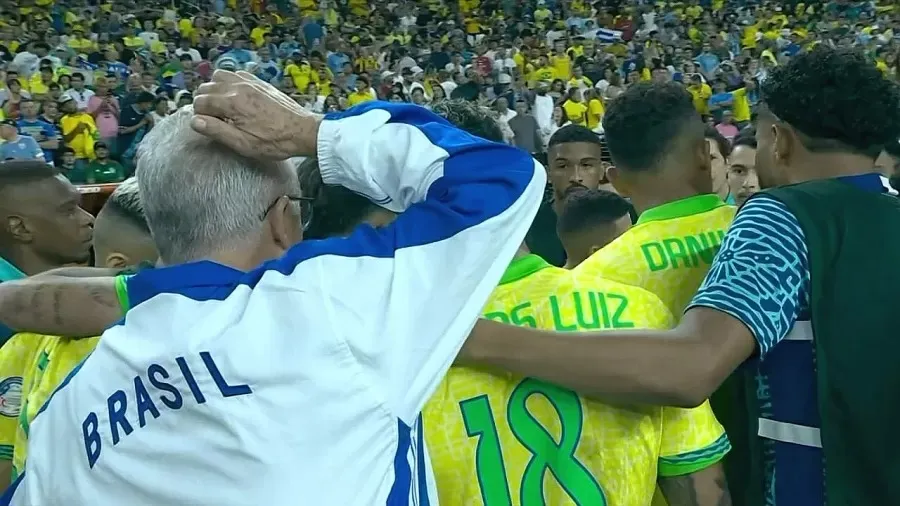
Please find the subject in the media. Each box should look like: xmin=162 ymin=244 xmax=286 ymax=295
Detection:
xmin=628 ymin=185 xmax=702 ymax=216
xmin=513 ymin=242 xmax=531 ymax=259
xmin=787 ymin=153 xmax=881 ymax=185
xmin=1 ymin=246 xmax=63 ymax=276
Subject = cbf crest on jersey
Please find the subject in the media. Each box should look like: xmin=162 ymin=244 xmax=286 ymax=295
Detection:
xmin=0 ymin=377 xmax=22 ymax=418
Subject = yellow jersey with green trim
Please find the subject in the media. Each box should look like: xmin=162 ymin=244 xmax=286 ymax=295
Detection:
xmin=424 ymin=255 xmax=730 ymax=506
xmin=0 ymin=334 xmax=45 ymax=464
xmin=10 ymin=275 xmax=126 ymax=477
xmin=12 ymin=335 xmax=99 ymax=479
xmin=576 ymin=194 xmax=736 ymax=315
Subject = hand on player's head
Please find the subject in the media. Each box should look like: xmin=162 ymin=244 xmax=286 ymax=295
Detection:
xmin=191 ymin=70 xmax=324 ymax=161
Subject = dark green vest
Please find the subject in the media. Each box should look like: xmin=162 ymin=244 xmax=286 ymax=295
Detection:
xmin=765 ymin=179 xmax=900 ymax=505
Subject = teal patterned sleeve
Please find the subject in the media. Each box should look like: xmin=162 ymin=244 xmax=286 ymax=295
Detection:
xmin=687 ymin=195 xmax=811 ymax=356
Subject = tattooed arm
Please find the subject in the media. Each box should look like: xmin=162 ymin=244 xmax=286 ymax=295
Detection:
xmin=658 ymin=464 xmax=732 ymax=506
xmin=0 ymin=271 xmax=123 ymax=338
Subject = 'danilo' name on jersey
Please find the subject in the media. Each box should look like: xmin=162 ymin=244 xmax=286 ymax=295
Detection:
xmin=578 ymin=194 xmax=735 ymax=315
xmin=424 ymin=255 xmax=730 ymax=506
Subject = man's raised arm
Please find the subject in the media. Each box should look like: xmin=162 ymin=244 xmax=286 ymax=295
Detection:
xmin=0 ymin=270 xmax=126 ymax=339
xmin=189 ymin=71 xmax=546 ymax=423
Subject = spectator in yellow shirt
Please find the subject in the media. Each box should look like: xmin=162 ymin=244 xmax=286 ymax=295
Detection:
xmin=27 ymin=66 xmax=56 ymax=98
xmin=562 ymin=88 xmax=588 ymax=126
xmin=730 ymin=79 xmax=755 ymax=125
xmin=58 ymin=95 xmax=98 ymax=171
xmin=568 ymin=65 xmax=593 ymax=90
xmin=551 ymin=43 xmax=573 ymax=80
xmin=687 ymin=74 xmax=712 ymax=116
xmin=529 ymin=55 xmax=557 ymax=85
xmin=347 ymin=77 xmax=376 ymax=107
xmin=586 ymin=88 xmax=605 ymax=131
xmin=284 ymin=58 xmax=318 ymax=93
xmin=66 ymin=27 xmax=95 ymax=53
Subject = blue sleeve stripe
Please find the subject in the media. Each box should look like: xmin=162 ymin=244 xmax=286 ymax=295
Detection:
xmin=0 ymin=472 xmax=23 ymax=505
xmin=126 ymin=103 xmax=539 ymax=307
xmin=689 ymin=194 xmax=810 ymax=354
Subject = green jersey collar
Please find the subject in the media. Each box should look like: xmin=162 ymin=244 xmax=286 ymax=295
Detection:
xmin=499 ymin=254 xmax=551 ymax=285
xmin=636 ymin=194 xmax=727 ymax=225
xmin=0 ymin=257 xmax=24 ymax=282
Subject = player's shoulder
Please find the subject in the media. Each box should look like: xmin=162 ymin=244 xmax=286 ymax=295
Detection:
xmin=577 ymin=227 xmax=644 ymax=274
xmin=0 ymin=333 xmax=46 ymax=365
xmin=555 ymin=271 xmax=676 ymax=329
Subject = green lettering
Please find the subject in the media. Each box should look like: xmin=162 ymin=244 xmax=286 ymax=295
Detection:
xmin=484 ymin=311 xmax=510 ymax=323
xmin=550 ymin=295 xmax=577 ymax=331
xmin=459 ymin=395 xmax=514 ymax=506
xmin=685 ymin=234 xmax=714 ymax=265
xmin=662 ymin=237 xmax=692 ymax=269
xmin=459 ymin=380 xmax=608 ymax=506
xmin=572 ymin=291 xmax=601 ymax=329
xmin=641 ymin=242 xmax=669 ymax=271
xmin=607 ymin=293 xmax=634 ymax=328
xmin=510 ymin=302 xmax=537 ymax=328
xmin=594 ymin=292 xmax=612 ymax=327
xmin=508 ymin=379 xmax=608 ymax=506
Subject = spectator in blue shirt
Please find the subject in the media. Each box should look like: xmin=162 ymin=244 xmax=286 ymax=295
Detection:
xmin=0 ymin=119 xmax=44 ymax=163
xmin=222 ymin=34 xmax=255 ymax=66
xmin=695 ymin=42 xmax=721 ymax=76
xmin=278 ymin=32 xmax=301 ymax=59
xmin=16 ymin=99 xmax=59 ymax=164
xmin=326 ymin=44 xmax=351 ymax=75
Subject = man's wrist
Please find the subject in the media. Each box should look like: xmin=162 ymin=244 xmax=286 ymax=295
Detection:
xmin=290 ymin=113 xmax=323 ymax=157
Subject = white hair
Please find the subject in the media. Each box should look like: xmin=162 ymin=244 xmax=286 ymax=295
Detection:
xmin=135 ymin=106 xmax=299 ymax=264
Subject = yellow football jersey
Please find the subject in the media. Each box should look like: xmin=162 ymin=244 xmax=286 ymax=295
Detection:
xmin=0 ymin=334 xmax=45 ymax=464
xmin=577 ymin=194 xmax=736 ymax=315
xmin=12 ymin=336 xmax=99 ymax=478
xmin=424 ymin=255 xmax=729 ymax=506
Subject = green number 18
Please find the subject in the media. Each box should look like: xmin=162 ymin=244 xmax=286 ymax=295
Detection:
xmin=458 ymin=378 xmax=607 ymax=506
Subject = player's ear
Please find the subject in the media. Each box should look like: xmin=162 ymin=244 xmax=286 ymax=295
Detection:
xmin=6 ymin=215 xmax=31 ymax=243
xmin=773 ymin=122 xmax=795 ymax=165
xmin=605 ymin=165 xmax=629 ymax=197
xmin=104 ymin=252 xmax=130 ymax=269
xmin=696 ymin=135 xmax=712 ymax=174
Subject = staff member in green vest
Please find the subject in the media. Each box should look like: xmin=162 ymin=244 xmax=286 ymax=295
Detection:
xmin=458 ymin=46 xmax=900 ymax=506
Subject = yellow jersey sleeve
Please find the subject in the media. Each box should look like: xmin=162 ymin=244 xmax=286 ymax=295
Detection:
xmin=658 ymin=402 xmax=730 ymax=477
xmin=0 ymin=334 xmax=44 ymax=462
xmin=12 ymin=336 xmax=100 ymax=479
xmin=12 ymin=336 xmax=54 ymax=479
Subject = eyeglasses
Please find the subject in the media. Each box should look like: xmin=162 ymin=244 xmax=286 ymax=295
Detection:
xmin=261 ymin=195 xmax=315 ymax=231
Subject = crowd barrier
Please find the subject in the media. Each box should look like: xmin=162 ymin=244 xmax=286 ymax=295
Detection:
xmin=77 ymin=183 xmax=119 ymax=216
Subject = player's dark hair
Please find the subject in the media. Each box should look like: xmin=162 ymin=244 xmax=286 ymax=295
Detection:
xmin=298 ymin=157 xmax=378 ymax=240
xmin=704 ymin=125 xmax=732 ymax=158
xmin=883 ymin=138 xmax=900 ymax=158
xmin=556 ymin=188 xmax=633 ymax=235
xmin=429 ymin=99 xmax=505 ymax=143
xmin=0 ymin=161 xmax=59 ymax=197
xmin=602 ymin=81 xmax=701 ymax=171
xmin=548 ymin=124 xmax=602 ymax=150
xmin=733 ymin=128 xmax=758 ymax=149
xmin=760 ymin=46 xmax=900 ymax=158
xmin=301 ymin=102 xmax=506 ymax=239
